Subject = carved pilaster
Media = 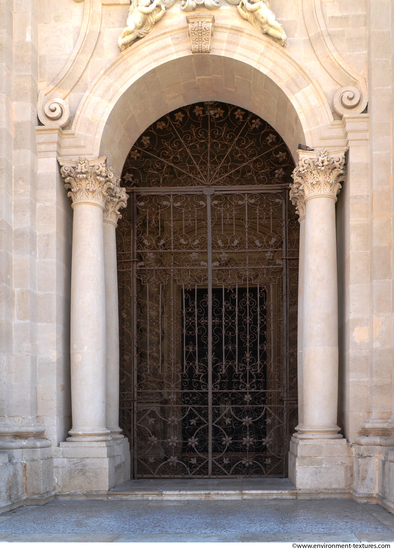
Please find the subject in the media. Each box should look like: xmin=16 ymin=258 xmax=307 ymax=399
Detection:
xmin=58 ymin=156 xmax=119 ymax=209
xmin=292 ymin=149 xmax=346 ymax=202
xmin=289 ymin=180 xmax=306 ymax=222
xmin=104 ymin=184 xmax=128 ymax=227
xmin=186 ymin=14 xmax=215 ymax=53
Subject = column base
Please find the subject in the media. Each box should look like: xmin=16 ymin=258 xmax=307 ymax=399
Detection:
xmin=288 ymin=435 xmax=352 ymax=491
xmin=66 ymin=427 xmax=111 ymax=442
xmin=295 ymin=423 xmax=342 ymax=439
xmin=108 ymin=426 xmax=124 ymax=440
xmin=53 ymin=437 xmax=130 ymax=494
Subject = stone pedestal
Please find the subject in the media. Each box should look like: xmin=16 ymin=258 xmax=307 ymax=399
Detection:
xmin=0 ymin=425 xmax=54 ymax=513
xmin=353 ymin=436 xmax=394 ymax=512
xmin=352 ymin=440 xmax=381 ymax=500
xmin=53 ymin=438 xmax=130 ymax=494
xmin=289 ymin=436 xmax=352 ymax=494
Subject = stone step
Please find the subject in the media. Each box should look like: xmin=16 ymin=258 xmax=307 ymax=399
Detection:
xmin=108 ymin=478 xmax=297 ymax=500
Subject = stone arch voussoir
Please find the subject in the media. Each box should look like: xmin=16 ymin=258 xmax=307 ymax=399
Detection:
xmin=71 ymin=25 xmax=337 ymax=175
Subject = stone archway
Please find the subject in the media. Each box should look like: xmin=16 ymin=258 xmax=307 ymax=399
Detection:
xmin=56 ymin=26 xmax=350 ymax=492
xmin=69 ymin=25 xmax=339 ymax=172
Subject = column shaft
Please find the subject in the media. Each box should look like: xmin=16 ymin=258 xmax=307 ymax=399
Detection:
xmin=300 ymin=196 xmax=340 ymax=437
xmin=104 ymin=220 xmax=122 ymax=437
xmin=69 ymin=202 xmax=109 ymax=440
xmin=297 ymin=216 xmax=305 ymax=425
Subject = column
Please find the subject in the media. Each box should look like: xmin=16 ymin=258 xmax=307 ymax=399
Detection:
xmin=288 ymin=149 xmax=352 ymax=492
xmin=294 ymin=149 xmax=346 ymax=439
xmin=289 ymin=182 xmax=306 ymax=426
xmin=103 ymin=183 xmax=128 ymax=438
xmin=59 ymin=157 xmax=115 ymax=442
xmin=55 ymin=157 xmax=131 ymax=493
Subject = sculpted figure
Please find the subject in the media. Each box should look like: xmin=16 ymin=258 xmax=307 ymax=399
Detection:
xmin=181 ymin=0 xmax=221 ymax=11
xmin=118 ymin=0 xmax=166 ymax=51
xmin=237 ymin=0 xmax=286 ymax=46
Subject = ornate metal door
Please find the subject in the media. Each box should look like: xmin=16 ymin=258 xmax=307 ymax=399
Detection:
xmin=117 ymin=102 xmax=298 ymax=478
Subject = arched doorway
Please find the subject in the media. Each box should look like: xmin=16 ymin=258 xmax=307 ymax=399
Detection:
xmin=117 ymin=101 xmax=299 ymax=478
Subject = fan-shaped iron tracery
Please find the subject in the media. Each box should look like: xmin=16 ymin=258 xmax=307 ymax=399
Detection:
xmin=121 ymin=102 xmax=294 ymax=189
xmin=117 ymin=102 xmax=298 ymax=478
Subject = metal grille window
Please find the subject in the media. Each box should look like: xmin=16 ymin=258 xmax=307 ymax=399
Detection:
xmin=117 ymin=102 xmax=298 ymax=478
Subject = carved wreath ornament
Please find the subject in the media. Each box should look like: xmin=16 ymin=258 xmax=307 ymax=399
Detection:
xmin=118 ymin=0 xmax=287 ymax=51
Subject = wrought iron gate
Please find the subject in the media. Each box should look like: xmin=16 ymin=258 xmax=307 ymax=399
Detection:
xmin=117 ymin=102 xmax=298 ymax=478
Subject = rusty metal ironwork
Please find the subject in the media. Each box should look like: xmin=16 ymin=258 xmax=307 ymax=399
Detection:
xmin=117 ymin=102 xmax=298 ymax=477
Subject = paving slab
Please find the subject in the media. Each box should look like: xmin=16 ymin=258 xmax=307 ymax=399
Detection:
xmin=0 ymin=498 xmax=393 ymax=542
xmin=2 ymin=534 xmax=120 ymax=542
xmin=355 ymin=533 xmax=394 ymax=542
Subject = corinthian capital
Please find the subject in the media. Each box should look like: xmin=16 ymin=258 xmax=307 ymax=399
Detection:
xmin=104 ymin=184 xmax=128 ymax=227
xmin=289 ymin=180 xmax=306 ymax=222
xmin=292 ymin=149 xmax=347 ymax=201
xmin=58 ymin=156 xmax=120 ymax=208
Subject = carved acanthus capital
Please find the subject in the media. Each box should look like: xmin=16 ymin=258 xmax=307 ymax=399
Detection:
xmin=292 ymin=149 xmax=346 ymax=202
xmin=289 ymin=180 xmax=306 ymax=221
xmin=104 ymin=184 xmax=128 ymax=226
xmin=58 ymin=156 xmax=120 ymax=209
xmin=186 ymin=13 xmax=215 ymax=53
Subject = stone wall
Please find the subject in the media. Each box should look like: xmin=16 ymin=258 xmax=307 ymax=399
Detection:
xmin=0 ymin=0 xmax=55 ymax=513
xmin=1 ymin=0 xmax=394 ymax=512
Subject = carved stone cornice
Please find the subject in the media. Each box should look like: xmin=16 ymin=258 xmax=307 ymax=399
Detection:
xmin=58 ymin=156 xmax=120 ymax=209
xmin=186 ymin=13 xmax=215 ymax=53
xmin=104 ymin=184 xmax=128 ymax=227
xmin=289 ymin=180 xmax=306 ymax=222
xmin=292 ymin=149 xmax=346 ymax=202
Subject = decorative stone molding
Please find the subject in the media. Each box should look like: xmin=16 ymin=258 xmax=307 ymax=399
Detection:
xmin=289 ymin=181 xmax=306 ymax=221
xmin=292 ymin=149 xmax=346 ymax=201
xmin=302 ymin=0 xmax=367 ymax=116
xmin=333 ymin=85 xmax=366 ymax=117
xmin=58 ymin=156 xmax=120 ymax=208
xmin=38 ymin=97 xmax=70 ymax=128
xmin=104 ymin=185 xmax=128 ymax=226
xmin=118 ymin=0 xmax=285 ymax=51
xmin=182 ymin=0 xmax=220 ymax=10
xmin=186 ymin=13 xmax=215 ymax=53
xmin=38 ymin=0 xmax=102 ymax=128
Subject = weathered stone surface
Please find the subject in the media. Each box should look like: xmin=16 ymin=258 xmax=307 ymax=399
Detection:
xmin=1 ymin=0 xmax=394 ymax=516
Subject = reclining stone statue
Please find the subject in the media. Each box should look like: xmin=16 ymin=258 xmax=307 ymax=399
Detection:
xmin=237 ymin=0 xmax=286 ymax=46
xmin=118 ymin=0 xmax=167 ymax=51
